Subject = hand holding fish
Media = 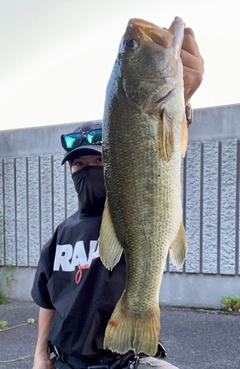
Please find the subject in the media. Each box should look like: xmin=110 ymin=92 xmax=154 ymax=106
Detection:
xmin=181 ymin=27 xmax=204 ymax=104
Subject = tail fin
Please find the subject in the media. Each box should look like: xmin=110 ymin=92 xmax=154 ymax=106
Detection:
xmin=104 ymin=296 xmax=160 ymax=355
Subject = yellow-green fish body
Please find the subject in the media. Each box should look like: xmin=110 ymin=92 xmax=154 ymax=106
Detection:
xmin=100 ymin=17 xmax=188 ymax=355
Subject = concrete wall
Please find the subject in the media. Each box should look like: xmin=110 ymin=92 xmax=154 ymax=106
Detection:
xmin=0 ymin=105 xmax=239 ymax=308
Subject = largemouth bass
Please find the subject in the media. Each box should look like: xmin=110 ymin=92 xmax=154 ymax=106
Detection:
xmin=99 ymin=17 xmax=188 ymax=355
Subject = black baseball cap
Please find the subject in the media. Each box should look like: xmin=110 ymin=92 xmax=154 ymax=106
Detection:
xmin=61 ymin=120 xmax=102 ymax=165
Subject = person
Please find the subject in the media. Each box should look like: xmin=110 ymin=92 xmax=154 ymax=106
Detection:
xmin=31 ymin=27 xmax=204 ymax=369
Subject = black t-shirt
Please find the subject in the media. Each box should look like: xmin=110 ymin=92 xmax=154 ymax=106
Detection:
xmin=31 ymin=210 xmax=126 ymax=356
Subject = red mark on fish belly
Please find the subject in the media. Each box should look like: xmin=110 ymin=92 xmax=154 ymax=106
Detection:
xmin=155 ymin=89 xmax=174 ymax=104
xmin=108 ymin=320 xmax=118 ymax=328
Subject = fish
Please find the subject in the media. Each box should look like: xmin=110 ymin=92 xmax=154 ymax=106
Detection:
xmin=99 ymin=16 xmax=188 ymax=356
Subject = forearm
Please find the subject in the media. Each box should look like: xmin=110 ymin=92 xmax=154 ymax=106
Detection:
xmin=33 ymin=307 xmax=55 ymax=366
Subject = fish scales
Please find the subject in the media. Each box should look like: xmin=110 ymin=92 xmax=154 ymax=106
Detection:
xmin=105 ymin=108 xmax=182 ymax=308
xmin=99 ymin=17 xmax=188 ymax=355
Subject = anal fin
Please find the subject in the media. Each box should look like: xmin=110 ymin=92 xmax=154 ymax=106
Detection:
xmin=169 ymin=221 xmax=188 ymax=269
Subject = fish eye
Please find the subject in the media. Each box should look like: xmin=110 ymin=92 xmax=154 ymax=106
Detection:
xmin=126 ymin=38 xmax=138 ymax=49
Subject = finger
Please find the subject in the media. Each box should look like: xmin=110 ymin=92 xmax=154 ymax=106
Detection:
xmin=184 ymin=27 xmax=195 ymax=38
xmin=182 ymin=66 xmax=204 ymax=104
xmin=183 ymin=65 xmax=204 ymax=86
xmin=182 ymin=28 xmax=202 ymax=58
xmin=181 ymin=49 xmax=205 ymax=70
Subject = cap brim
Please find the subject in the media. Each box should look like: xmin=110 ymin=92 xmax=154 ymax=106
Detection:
xmin=61 ymin=145 xmax=102 ymax=165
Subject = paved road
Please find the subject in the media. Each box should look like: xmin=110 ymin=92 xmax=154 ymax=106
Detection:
xmin=0 ymin=300 xmax=239 ymax=369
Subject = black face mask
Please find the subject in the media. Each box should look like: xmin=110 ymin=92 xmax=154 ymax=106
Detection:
xmin=72 ymin=166 xmax=106 ymax=215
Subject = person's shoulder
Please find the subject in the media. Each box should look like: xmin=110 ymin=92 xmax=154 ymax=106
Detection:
xmin=42 ymin=211 xmax=80 ymax=244
xmin=60 ymin=210 xmax=80 ymax=225
xmin=56 ymin=209 xmax=83 ymax=228
xmin=58 ymin=210 xmax=102 ymax=230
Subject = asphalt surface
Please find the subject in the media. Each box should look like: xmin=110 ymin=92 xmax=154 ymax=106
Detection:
xmin=0 ymin=300 xmax=239 ymax=369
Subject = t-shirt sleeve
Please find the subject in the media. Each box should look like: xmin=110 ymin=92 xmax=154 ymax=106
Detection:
xmin=31 ymin=231 xmax=58 ymax=310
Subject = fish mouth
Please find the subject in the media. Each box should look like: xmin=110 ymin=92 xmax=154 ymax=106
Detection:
xmin=128 ymin=18 xmax=173 ymax=48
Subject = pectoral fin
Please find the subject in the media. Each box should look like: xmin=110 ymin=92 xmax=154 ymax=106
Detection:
xmin=181 ymin=114 xmax=188 ymax=157
xmin=99 ymin=197 xmax=123 ymax=270
xmin=169 ymin=221 xmax=188 ymax=269
xmin=158 ymin=110 xmax=174 ymax=162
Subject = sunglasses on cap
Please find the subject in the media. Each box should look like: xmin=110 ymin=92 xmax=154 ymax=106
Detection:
xmin=61 ymin=129 xmax=102 ymax=152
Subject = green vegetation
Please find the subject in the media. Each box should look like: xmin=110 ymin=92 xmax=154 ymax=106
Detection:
xmin=3 ymin=264 xmax=17 ymax=287
xmin=0 ymin=212 xmax=17 ymax=304
xmin=27 ymin=318 xmax=35 ymax=324
xmin=222 ymin=295 xmax=240 ymax=312
xmin=0 ymin=320 xmax=8 ymax=330
xmin=0 ymin=211 xmax=7 ymax=304
xmin=0 ymin=318 xmax=36 ymax=332
xmin=0 ymin=316 xmax=37 ymax=365
xmin=0 ymin=291 xmax=9 ymax=304
xmin=0 ymin=264 xmax=17 ymax=304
